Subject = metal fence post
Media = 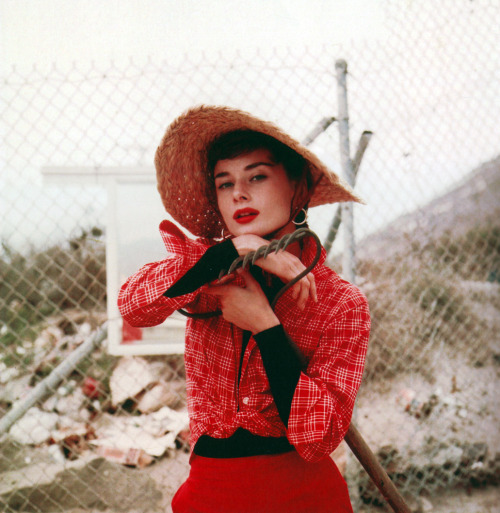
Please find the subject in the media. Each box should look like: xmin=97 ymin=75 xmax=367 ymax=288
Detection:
xmin=335 ymin=59 xmax=356 ymax=283
xmin=335 ymin=57 xmax=360 ymax=511
xmin=324 ymin=130 xmax=372 ymax=255
xmin=0 ymin=325 xmax=108 ymax=436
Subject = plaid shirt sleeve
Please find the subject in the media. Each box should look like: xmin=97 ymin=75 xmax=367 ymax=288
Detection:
xmin=286 ymin=288 xmax=370 ymax=462
xmin=117 ymin=220 xmax=211 ymax=327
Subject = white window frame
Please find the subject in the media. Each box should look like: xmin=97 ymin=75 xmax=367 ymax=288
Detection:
xmin=42 ymin=166 xmax=186 ymax=355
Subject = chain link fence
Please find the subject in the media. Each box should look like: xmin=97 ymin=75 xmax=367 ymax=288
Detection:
xmin=1 ymin=1 xmax=499 ymax=511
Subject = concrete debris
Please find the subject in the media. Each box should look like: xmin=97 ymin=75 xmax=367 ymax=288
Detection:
xmin=0 ymin=362 xmax=20 ymax=384
xmin=34 ymin=325 xmax=64 ymax=351
xmin=50 ymin=417 xmax=91 ymax=443
xmin=137 ymin=380 xmax=182 ymax=412
xmin=109 ymin=356 xmax=170 ymax=405
xmin=1 ymin=316 xmax=188 ymax=472
xmin=0 ymin=373 xmax=31 ymax=404
xmin=7 ymin=387 xmax=187 ymax=466
xmin=421 ymin=496 xmax=433 ymax=512
xmin=43 ymin=383 xmax=92 ymax=421
xmin=9 ymin=407 xmax=59 ymax=445
xmin=91 ymin=406 xmax=189 ymax=458
xmin=95 ymin=446 xmax=154 ymax=468
xmin=47 ymin=443 xmax=66 ymax=464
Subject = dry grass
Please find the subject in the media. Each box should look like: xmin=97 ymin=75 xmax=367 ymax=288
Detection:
xmin=355 ymin=222 xmax=500 ymax=382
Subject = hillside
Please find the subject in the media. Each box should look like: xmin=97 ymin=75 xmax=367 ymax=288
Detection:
xmin=350 ymin=157 xmax=500 ymax=502
xmin=357 ymin=156 xmax=500 ymax=264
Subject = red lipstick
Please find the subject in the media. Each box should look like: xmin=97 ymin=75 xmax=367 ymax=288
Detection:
xmin=233 ymin=208 xmax=259 ymax=224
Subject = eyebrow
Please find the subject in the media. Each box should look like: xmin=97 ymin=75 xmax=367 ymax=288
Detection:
xmin=214 ymin=161 xmax=275 ymax=180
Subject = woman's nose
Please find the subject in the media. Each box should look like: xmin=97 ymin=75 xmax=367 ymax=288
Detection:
xmin=233 ymin=182 xmax=249 ymax=201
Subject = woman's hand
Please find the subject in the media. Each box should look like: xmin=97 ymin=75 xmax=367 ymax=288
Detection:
xmin=231 ymin=234 xmax=317 ymax=310
xmin=205 ymin=270 xmax=280 ymax=333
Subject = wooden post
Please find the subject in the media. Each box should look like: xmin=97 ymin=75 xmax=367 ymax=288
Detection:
xmin=345 ymin=424 xmax=412 ymax=513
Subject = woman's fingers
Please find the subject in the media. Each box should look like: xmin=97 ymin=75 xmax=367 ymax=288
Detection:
xmin=308 ymin=273 xmax=318 ymax=303
xmin=290 ymin=272 xmax=317 ymax=309
xmin=298 ymin=275 xmax=313 ymax=310
xmin=233 ymin=246 xmax=318 ymax=309
xmin=205 ymin=270 xmax=279 ymax=332
xmin=266 ymin=253 xmax=318 ymax=310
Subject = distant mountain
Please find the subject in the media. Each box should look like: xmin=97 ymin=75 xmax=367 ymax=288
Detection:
xmin=357 ymin=156 xmax=500 ymax=261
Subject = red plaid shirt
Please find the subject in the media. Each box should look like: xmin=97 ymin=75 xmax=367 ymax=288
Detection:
xmin=118 ymin=220 xmax=370 ymax=462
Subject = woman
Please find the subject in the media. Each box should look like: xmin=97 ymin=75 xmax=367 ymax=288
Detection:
xmin=118 ymin=106 xmax=370 ymax=512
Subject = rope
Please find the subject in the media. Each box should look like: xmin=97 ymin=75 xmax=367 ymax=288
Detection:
xmin=178 ymin=228 xmax=322 ymax=318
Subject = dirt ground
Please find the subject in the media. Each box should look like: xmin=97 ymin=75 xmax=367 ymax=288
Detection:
xmin=57 ymin=482 xmax=500 ymax=513
xmin=418 ymin=487 xmax=499 ymax=513
xmin=2 ymin=433 xmax=498 ymax=513
xmin=55 ymin=448 xmax=499 ymax=513
xmin=356 ymin=486 xmax=500 ymax=513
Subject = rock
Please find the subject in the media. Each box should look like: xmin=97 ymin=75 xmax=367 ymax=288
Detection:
xmin=34 ymin=326 xmax=64 ymax=351
xmin=137 ymin=381 xmax=181 ymax=412
xmin=403 ymin=493 xmax=423 ymax=513
xmin=9 ymin=407 xmax=59 ymax=445
xmin=431 ymin=444 xmax=463 ymax=466
xmin=91 ymin=406 xmax=189 ymax=458
xmin=403 ymin=494 xmax=434 ymax=513
xmin=0 ymin=374 xmax=31 ymax=403
xmin=109 ymin=356 xmax=169 ymax=405
xmin=0 ymin=364 xmax=20 ymax=384
xmin=96 ymin=445 xmax=154 ymax=468
xmin=421 ymin=496 xmax=433 ymax=512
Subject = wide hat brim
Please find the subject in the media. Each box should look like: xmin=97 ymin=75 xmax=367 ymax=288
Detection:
xmin=155 ymin=105 xmax=361 ymax=239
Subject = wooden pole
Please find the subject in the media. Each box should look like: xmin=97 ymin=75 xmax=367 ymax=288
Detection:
xmin=344 ymin=424 xmax=412 ymax=513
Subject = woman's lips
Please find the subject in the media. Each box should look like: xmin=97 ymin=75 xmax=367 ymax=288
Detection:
xmin=233 ymin=208 xmax=259 ymax=224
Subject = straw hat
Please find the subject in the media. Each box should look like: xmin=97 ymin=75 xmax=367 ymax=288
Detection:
xmin=155 ymin=105 xmax=361 ymax=239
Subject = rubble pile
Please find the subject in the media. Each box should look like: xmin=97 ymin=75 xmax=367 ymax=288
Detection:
xmin=0 ymin=319 xmax=189 ymax=475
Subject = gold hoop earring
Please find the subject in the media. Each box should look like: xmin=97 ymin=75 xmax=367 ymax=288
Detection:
xmin=293 ymin=208 xmax=308 ymax=226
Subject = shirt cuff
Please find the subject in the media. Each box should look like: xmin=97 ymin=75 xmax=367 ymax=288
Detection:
xmin=164 ymin=238 xmax=239 ymax=297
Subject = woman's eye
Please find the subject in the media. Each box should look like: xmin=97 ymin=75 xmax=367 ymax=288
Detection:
xmin=251 ymin=174 xmax=267 ymax=182
xmin=218 ymin=182 xmax=233 ymax=190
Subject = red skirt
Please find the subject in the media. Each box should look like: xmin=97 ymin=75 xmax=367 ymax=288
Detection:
xmin=171 ymin=451 xmax=353 ymax=513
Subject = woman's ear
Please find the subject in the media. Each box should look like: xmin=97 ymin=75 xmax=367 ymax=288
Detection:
xmin=291 ymin=179 xmax=310 ymax=217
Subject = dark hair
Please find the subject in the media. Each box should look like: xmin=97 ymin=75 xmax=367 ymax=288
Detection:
xmin=207 ymin=130 xmax=311 ymax=187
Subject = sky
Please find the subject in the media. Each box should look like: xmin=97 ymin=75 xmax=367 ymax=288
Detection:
xmin=0 ymin=0 xmax=386 ymax=249
xmin=0 ymin=0 xmax=385 ymax=70
xmin=1 ymin=1 xmax=499 ymax=255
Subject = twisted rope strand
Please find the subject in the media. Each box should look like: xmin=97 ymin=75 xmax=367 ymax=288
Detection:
xmin=178 ymin=228 xmax=321 ymax=319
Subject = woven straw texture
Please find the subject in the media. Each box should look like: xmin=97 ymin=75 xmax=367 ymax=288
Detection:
xmin=155 ymin=105 xmax=359 ymax=238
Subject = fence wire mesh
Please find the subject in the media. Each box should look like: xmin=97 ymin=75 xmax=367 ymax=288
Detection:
xmin=1 ymin=1 xmax=499 ymax=512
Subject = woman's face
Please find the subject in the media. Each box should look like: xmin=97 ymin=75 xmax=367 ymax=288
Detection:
xmin=214 ymin=148 xmax=296 ymax=238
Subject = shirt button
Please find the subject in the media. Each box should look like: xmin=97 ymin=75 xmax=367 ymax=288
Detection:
xmin=242 ymin=397 xmax=250 ymax=405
